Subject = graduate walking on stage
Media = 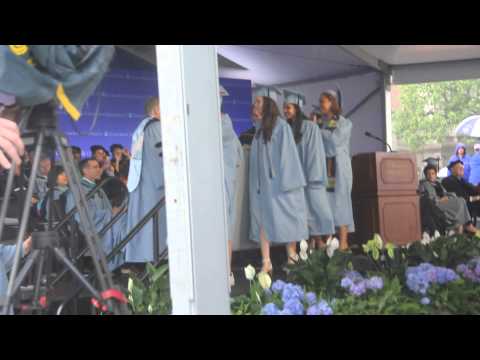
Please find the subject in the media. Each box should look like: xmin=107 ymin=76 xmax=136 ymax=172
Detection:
xmin=283 ymin=90 xmax=335 ymax=249
xmin=124 ymin=97 xmax=167 ymax=266
xmin=318 ymin=90 xmax=355 ymax=251
xmin=249 ymin=86 xmax=308 ymax=274
xmin=219 ymin=85 xmax=243 ymax=289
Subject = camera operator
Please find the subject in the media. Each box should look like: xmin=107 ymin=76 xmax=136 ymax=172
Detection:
xmin=0 ymin=117 xmax=24 ymax=171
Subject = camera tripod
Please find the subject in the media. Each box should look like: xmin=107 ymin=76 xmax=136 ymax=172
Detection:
xmin=0 ymin=102 xmax=129 ymax=315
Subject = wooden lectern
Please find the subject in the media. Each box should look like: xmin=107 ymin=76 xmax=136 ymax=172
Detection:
xmin=352 ymin=152 xmax=421 ymax=246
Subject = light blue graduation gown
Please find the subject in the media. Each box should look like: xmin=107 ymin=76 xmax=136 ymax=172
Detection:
xmin=222 ymin=113 xmax=243 ymax=240
xmin=294 ymin=120 xmax=335 ymax=236
xmin=320 ymin=116 xmax=355 ymax=232
xmin=249 ymin=118 xmax=308 ymax=244
xmin=0 ymin=243 xmax=23 ymax=314
xmin=124 ymin=118 xmax=167 ymax=263
xmin=65 ymin=178 xmax=125 ymax=270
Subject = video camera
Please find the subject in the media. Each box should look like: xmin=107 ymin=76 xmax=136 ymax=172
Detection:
xmin=0 ymin=45 xmax=115 ymax=128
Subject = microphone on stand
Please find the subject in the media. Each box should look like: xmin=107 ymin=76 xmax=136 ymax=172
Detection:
xmin=365 ymin=131 xmax=393 ymax=152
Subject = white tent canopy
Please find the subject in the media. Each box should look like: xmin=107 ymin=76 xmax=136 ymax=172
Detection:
xmin=120 ymin=45 xmax=480 ymax=86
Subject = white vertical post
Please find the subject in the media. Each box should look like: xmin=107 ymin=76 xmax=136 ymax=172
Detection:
xmin=383 ymin=73 xmax=393 ymax=151
xmin=155 ymin=45 xmax=230 ymax=315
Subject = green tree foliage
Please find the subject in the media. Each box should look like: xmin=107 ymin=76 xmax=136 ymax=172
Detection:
xmin=393 ymin=79 xmax=480 ymax=151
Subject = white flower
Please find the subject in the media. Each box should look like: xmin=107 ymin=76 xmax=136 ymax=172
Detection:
xmin=244 ymin=265 xmax=256 ymax=281
xmin=448 ymin=230 xmax=455 ymax=237
xmin=433 ymin=231 xmax=441 ymax=240
xmin=326 ymin=237 xmax=339 ymax=258
xmin=128 ymin=278 xmax=134 ymax=293
xmin=300 ymin=240 xmax=309 ymax=253
xmin=421 ymin=232 xmax=432 ymax=245
xmin=373 ymin=234 xmax=383 ymax=249
xmin=299 ymin=250 xmax=308 ymax=261
xmin=258 ymin=272 xmax=272 ymax=289
xmin=433 ymin=251 xmax=439 ymax=258
xmin=148 ymin=304 xmax=153 ymax=314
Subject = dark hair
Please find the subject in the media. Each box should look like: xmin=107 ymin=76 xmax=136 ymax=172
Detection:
xmin=110 ymin=144 xmax=123 ymax=154
xmin=47 ymin=165 xmax=65 ymax=188
xmin=286 ymin=103 xmax=307 ymax=144
xmin=256 ymin=96 xmax=280 ymax=143
xmin=118 ymin=160 xmax=130 ymax=178
xmin=70 ymin=146 xmax=81 ymax=154
xmin=423 ymin=164 xmax=437 ymax=178
xmin=320 ymin=92 xmax=342 ymax=118
xmin=145 ymin=96 xmax=159 ymax=116
xmin=79 ymin=158 xmax=99 ymax=175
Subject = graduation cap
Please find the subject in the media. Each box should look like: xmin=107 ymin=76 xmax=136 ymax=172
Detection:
xmin=448 ymin=159 xmax=464 ymax=170
xmin=252 ymin=85 xmax=282 ymax=104
xmin=110 ymin=144 xmax=124 ymax=153
xmin=0 ymin=45 xmax=115 ymax=121
xmin=283 ymin=89 xmax=306 ymax=109
xmin=90 ymin=145 xmax=110 ymax=157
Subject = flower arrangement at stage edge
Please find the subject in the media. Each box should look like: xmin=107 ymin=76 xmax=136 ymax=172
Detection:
xmin=456 ymin=257 xmax=480 ymax=283
xmin=299 ymin=240 xmax=309 ymax=261
xmin=127 ymin=262 xmax=171 ymax=315
xmin=405 ymin=263 xmax=459 ymax=305
xmin=261 ymin=280 xmax=333 ymax=316
xmin=326 ymin=237 xmax=339 ymax=258
xmin=244 ymin=264 xmax=256 ymax=281
xmin=340 ymin=271 xmax=384 ymax=297
xmin=230 ymin=265 xmax=274 ymax=315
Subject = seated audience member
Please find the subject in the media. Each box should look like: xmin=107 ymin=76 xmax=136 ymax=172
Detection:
xmin=65 ymin=158 xmax=125 ymax=270
xmin=91 ymin=145 xmax=114 ymax=178
xmin=33 ymin=153 xmax=52 ymax=204
xmin=70 ymin=146 xmax=82 ymax=164
xmin=442 ymin=160 xmax=480 ymax=225
xmin=468 ymin=143 xmax=480 ymax=186
xmin=38 ymin=165 xmax=69 ymax=222
xmin=419 ymin=165 xmax=478 ymax=235
xmin=110 ymin=144 xmax=130 ymax=177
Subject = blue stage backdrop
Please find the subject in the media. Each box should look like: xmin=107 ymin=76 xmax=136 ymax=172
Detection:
xmin=59 ymin=49 xmax=252 ymax=159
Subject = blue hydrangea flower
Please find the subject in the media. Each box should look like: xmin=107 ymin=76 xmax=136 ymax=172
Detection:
xmin=281 ymin=283 xmax=304 ymax=303
xmin=366 ymin=276 xmax=384 ymax=291
xmin=271 ymin=280 xmax=286 ymax=294
xmin=420 ymin=297 xmax=430 ymax=305
xmin=262 ymin=303 xmax=280 ymax=315
xmin=283 ymin=298 xmax=304 ymax=315
xmin=340 ymin=277 xmax=353 ymax=289
xmin=350 ymin=281 xmax=367 ymax=297
xmin=406 ymin=263 xmax=459 ymax=295
xmin=317 ymin=300 xmax=333 ymax=315
xmin=305 ymin=292 xmax=317 ymax=306
xmin=306 ymin=305 xmax=322 ymax=315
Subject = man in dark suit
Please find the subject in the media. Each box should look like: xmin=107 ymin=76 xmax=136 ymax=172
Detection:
xmin=442 ymin=160 xmax=480 ymax=226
